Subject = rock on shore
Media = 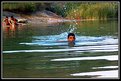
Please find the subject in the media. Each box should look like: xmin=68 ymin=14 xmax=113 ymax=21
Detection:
xmin=2 ymin=10 xmax=64 ymax=24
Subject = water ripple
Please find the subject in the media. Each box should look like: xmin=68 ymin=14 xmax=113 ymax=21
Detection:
xmin=3 ymin=44 xmax=118 ymax=53
xmin=19 ymin=32 xmax=118 ymax=46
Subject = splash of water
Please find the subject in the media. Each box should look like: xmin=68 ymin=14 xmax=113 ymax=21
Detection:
xmin=68 ymin=25 xmax=76 ymax=33
xmin=19 ymin=32 xmax=118 ymax=46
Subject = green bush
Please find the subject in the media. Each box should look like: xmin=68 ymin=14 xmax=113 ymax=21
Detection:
xmin=3 ymin=2 xmax=36 ymax=13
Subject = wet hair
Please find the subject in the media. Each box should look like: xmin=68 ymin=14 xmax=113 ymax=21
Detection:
xmin=67 ymin=33 xmax=75 ymax=39
xmin=11 ymin=16 xmax=13 ymax=18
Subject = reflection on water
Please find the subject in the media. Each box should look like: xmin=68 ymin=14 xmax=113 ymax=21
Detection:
xmin=51 ymin=55 xmax=118 ymax=61
xmin=3 ymin=20 xmax=119 ymax=78
xmin=4 ymin=26 xmax=18 ymax=38
xmin=70 ymin=70 xmax=118 ymax=78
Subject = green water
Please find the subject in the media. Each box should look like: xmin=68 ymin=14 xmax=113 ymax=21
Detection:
xmin=2 ymin=20 xmax=119 ymax=78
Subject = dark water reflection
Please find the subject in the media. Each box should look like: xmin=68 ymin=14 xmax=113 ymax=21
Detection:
xmin=3 ymin=20 xmax=119 ymax=78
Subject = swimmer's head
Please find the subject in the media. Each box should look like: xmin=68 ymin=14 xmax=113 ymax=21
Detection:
xmin=67 ymin=33 xmax=75 ymax=42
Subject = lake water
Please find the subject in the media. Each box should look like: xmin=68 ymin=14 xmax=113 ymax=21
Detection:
xmin=2 ymin=20 xmax=119 ymax=79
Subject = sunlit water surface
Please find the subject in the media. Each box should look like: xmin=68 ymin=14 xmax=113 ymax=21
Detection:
xmin=3 ymin=20 xmax=119 ymax=78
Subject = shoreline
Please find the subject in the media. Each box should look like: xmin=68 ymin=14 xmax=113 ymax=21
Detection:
xmin=2 ymin=11 xmax=118 ymax=26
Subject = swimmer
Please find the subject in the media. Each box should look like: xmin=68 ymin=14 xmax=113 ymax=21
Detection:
xmin=67 ymin=33 xmax=75 ymax=42
xmin=67 ymin=33 xmax=75 ymax=47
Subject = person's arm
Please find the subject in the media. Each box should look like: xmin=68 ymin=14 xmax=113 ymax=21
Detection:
xmin=2 ymin=19 xmax=6 ymax=26
xmin=15 ymin=18 xmax=18 ymax=22
xmin=3 ymin=18 xmax=6 ymax=22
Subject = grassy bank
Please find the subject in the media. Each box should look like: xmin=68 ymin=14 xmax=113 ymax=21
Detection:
xmin=2 ymin=2 xmax=50 ymax=13
xmin=2 ymin=2 xmax=119 ymax=20
xmin=51 ymin=2 xmax=118 ymax=20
